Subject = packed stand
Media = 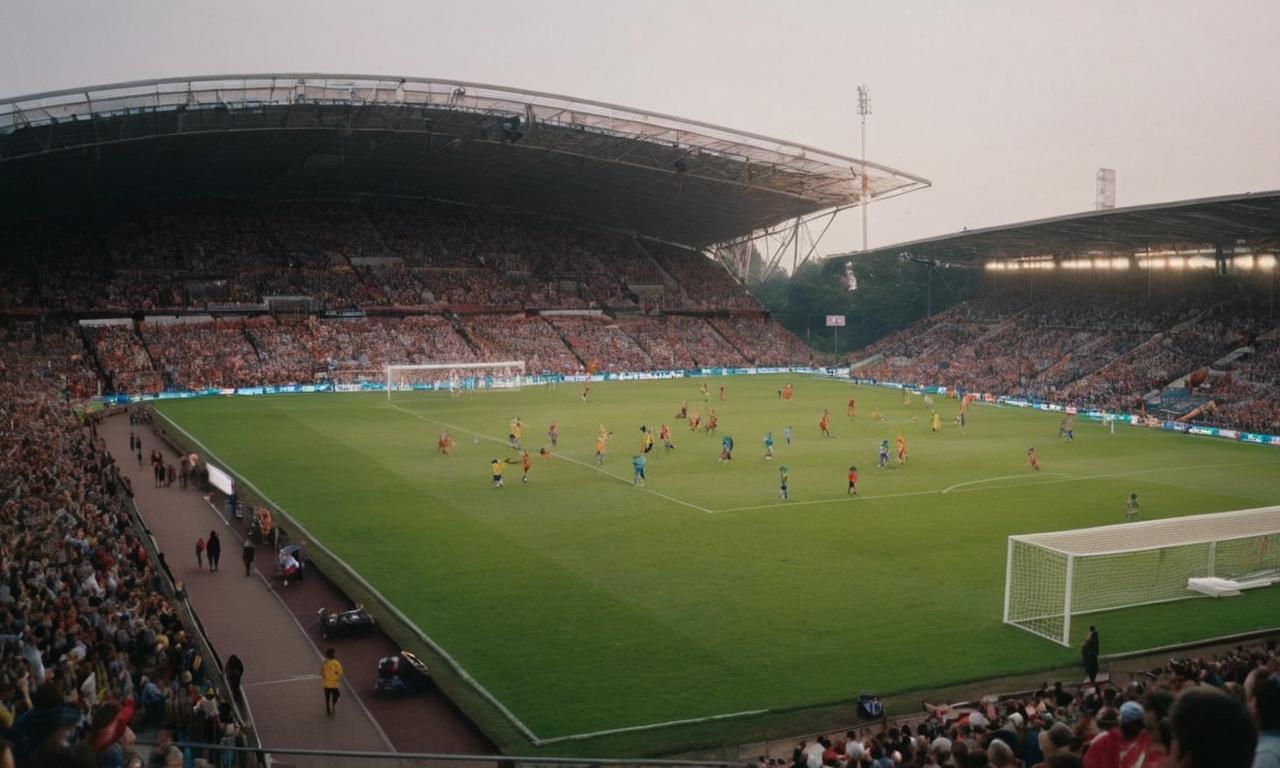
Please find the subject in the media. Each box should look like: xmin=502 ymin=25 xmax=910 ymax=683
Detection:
xmin=4 ymin=200 xmax=766 ymax=313
xmin=782 ymin=638 xmax=1277 ymax=768
xmin=463 ymin=315 xmax=580 ymax=374
xmin=646 ymin=242 xmax=761 ymax=310
xmin=141 ymin=320 xmax=262 ymax=391
xmin=0 ymin=350 xmax=242 ymax=768
xmin=851 ymin=285 xmax=1277 ymax=426
xmin=1200 ymin=340 xmax=1280 ymax=433
xmin=621 ymin=319 xmax=698 ymax=369
xmin=0 ymin=323 xmax=100 ymax=400
xmin=88 ymin=325 xmax=162 ymax=395
xmin=548 ymin=317 xmax=653 ymax=373
xmin=666 ymin=316 xmax=750 ymax=367
xmin=710 ymin=317 xmax=810 ymax=366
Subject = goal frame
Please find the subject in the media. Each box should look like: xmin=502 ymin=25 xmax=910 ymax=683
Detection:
xmin=1004 ymin=506 xmax=1280 ymax=647
xmin=385 ymin=361 xmax=526 ymax=398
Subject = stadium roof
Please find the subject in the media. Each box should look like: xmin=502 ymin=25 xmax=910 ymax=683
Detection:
xmin=0 ymin=74 xmax=930 ymax=248
xmin=831 ymin=190 xmax=1280 ymax=263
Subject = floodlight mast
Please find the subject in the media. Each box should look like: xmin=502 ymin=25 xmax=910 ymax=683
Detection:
xmin=857 ymin=85 xmax=871 ymax=251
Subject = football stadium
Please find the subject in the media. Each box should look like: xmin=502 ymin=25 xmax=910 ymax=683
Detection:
xmin=2 ymin=71 xmax=1279 ymax=768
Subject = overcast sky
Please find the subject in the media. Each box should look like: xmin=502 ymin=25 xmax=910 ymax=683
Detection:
xmin=3 ymin=0 xmax=1278 ymax=259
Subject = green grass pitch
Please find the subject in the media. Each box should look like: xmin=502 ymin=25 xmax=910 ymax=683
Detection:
xmin=155 ymin=375 xmax=1280 ymax=746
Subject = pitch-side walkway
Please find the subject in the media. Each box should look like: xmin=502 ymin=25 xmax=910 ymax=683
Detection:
xmin=101 ymin=414 xmax=493 ymax=764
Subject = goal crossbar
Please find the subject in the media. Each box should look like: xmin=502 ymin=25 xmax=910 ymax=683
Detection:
xmin=1005 ymin=505 xmax=1280 ymax=646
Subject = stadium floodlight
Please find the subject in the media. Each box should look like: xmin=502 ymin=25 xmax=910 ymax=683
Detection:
xmin=386 ymin=361 xmax=527 ymax=399
xmin=1004 ymin=506 xmax=1280 ymax=646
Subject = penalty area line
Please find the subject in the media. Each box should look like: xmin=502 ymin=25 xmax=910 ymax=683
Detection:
xmin=386 ymin=403 xmax=715 ymax=515
xmin=941 ymin=473 xmax=1074 ymax=494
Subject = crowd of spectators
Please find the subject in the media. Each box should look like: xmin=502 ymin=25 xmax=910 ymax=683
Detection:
xmin=1198 ymin=340 xmax=1280 ymax=433
xmin=464 ymin=315 xmax=582 ymax=374
xmin=141 ymin=320 xmax=262 ymax=392
xmin=0 ymin=347 xmax=241 ymax=767
xmin=1 ymin=324 xmax=100 ymax=401
xmin=853 ymin=287 xmax=1278 ymax=422
xmin=623 ymin=319 xmax=699 ymax=369
xmin=782 ymin=638 xmax=1279 ymax=767
xmin=88 ymin=327 xmax=162 ymax=396
xmin=710 ymin=317 xmax=810 ymax=366
xmin=548 ymin=317 xmax=654 ymax=373
xmin=1 ymin=200 xmax=765 ymax=314
xmin=662 ymin=316 xmax=748 ymax=367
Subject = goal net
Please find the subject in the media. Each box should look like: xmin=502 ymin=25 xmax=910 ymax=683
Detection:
xmin=1005 ymin=506 xmax=1280 ymax=646
xmin=385 ymin=361 xmax=526 ymax=398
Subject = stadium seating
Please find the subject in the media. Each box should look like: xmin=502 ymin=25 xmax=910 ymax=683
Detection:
xmin=853 ymin=287 xmax=1280 ymax=431
xmin=0 ymin=347 xmax=243 ymax=766
xmin=4 ymin=200 xmax=1279 ymax=433
xmin=791 ymin=638 xmax=1275 ymax=768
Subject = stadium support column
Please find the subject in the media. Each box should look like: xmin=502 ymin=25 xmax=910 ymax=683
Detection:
xmin=858 ymin=85 xmax=871 ymax=251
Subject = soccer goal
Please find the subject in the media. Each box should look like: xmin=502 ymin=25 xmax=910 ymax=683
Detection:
xmin=385 ymin=361 xmax=526 ymax=399
xmin=1004 ymin=505 xmax=1280 ymax=646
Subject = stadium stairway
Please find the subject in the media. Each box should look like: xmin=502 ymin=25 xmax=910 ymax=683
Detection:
xmin=630 ymin=239 xmax=683 ymax=294
xmin=703 ymin=317 xmax=751 ymax=365
xmin=545 ymin=316 xmax=589 ymax=368
xmin=444 ymin=311 xmax=487 ymax=358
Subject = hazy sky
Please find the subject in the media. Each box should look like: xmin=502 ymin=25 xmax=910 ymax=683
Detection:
xmin=3 ymin=0 xmax=1278 ymax=258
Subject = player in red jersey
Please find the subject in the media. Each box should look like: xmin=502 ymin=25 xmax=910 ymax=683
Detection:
xmin=1027 ymin=447 xmax=1041 ymax=471
xmin=847 ymin=465 xmax=858 ymax=495
xmin=436 ymin=431 xmax=454 ymax=457
xmin=659 ymin=423 xmax=676 ymax=451
xmin=847 ymin=397 xmax=856 ymax=417
xmin=819 ymin=409 xmax=832 ymax=438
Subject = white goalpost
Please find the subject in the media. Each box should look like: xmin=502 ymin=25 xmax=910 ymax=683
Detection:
xmin=385 ymin=361 xmax=527 ymax=398
xmin=1004 ymin=506 xmax=1280 ymax=646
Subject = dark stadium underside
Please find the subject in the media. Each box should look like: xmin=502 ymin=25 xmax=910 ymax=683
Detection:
xmin=0 ymin=74 xmax=929 ymax=248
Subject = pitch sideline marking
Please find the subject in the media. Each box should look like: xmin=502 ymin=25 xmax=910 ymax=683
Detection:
xmin=386 ymin=403 xmax=715 ymax=515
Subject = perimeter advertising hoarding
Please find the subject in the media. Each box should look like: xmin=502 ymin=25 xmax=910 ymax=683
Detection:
xmin=206 ymin=464 xmax=235 ymax=496
xmin=825 ymin=315 xmax=846 ymax=327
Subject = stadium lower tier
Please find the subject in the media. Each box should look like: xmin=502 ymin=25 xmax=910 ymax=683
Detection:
xmin=850 ymin=287 xmax=1280 ymax=433
xmin=8 ymin=313 xmax=809 ymax=397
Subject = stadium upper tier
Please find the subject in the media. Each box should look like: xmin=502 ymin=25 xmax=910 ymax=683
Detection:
xmin=831 ymin=189 xmax=1280 ymax=264
xmin=0 ymin=74 xmax=929 ymax=248
xmin=0 ymin=199 xmax=773 ymax=312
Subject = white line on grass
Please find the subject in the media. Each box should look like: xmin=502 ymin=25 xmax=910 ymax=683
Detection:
xmin=386 ymin=403 xmax=716 ymax=515
xmin=153 ymin=409 xmax=536 ymax=745
xmin=192 ymin=495 xmax=398 ymax=752
xmin=942 ymin=473 xmax=1074 ymax=494
xmin=715 ymin=458 xmax=1280 ymax=514
xmin=714 ymin=487 xmax=943 ymax=514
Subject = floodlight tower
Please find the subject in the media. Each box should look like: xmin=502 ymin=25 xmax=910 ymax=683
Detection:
xmin=857 ymin=85 xmax=871 ymax=251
